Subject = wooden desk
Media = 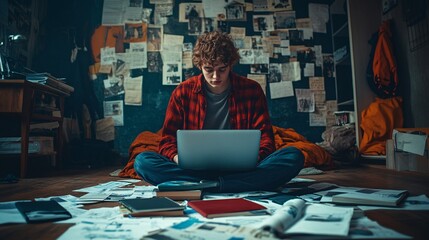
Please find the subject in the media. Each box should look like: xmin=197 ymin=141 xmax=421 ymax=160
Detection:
xmin=0 ymin=80 xmax=69 ymax=178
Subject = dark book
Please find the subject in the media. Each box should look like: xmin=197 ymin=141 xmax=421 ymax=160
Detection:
xmin=119 ymin=197 xmax=185 ymax=217
xmin=188 ymin=198 xmax=267 ymax=218
xmin=331 ymin=189 xmax=408 ymax=207
xmin=155 ymin=189 xmax=202 ymax=201
xmin=121 ymin=208 xmax=185 ymax=217
xmin=156 ymin=180 xmax=218 ymax=191
xmin=15 ymin=200 xmax=72 ymax=223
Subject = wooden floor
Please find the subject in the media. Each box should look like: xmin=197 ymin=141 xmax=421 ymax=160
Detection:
xmin=1 ymin=164 xmax=429 ymax=240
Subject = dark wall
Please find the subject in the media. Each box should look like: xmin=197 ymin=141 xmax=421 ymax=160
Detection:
xmin=114 ymin=0 xmax=335 ymax=156
xmin=33 ymin=0 xmax=337 ymax=157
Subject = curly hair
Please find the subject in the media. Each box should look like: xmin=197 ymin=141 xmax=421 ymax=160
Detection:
xmin=192 ymin=31 xmax=240 ymax=68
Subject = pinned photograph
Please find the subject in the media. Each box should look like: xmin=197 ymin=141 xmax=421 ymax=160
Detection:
xmin=253 ymin=15 xmax=275 ymax=32
xmin=250 ymin=64 xmax=269 ymax=74
xmin=289 ymin=29 xmax=305 ymax=45
xmin=270 ymin=0 xmax=293 ymax=11
xmin=295 ymin=89 xmax=315 ymax=113
xmin=226 ymin=2 xmax=246 ymax=21
xmin=163 ymin=62 xmax=182 ymax=85
xmin=268 ymin=63 xmax=282 ymax=83
xmin=124 ymin=22 xmax=147 ymax=43
xmin=179 ymin=3 xmax=203 ymax=22
xmin=217 ymin=21 xmax=229 ymax=32
xmin=253 ymin=0 xmax=269 ymax=12
xmin=251 ymin=36 xmax=264 ymax=49
xmin=188 ymin=17 xmax=203 ymax=35
xmin=203 ymin=18 xmax=216 ymax=32
xmin=239 ymin=49 xmax=254 ymax=64
xmin=297 ymin=47 xmax=316 ymax=64
xmin=274 ymin=11 xmax=296 ymax=29
xmin=147 ymin=52 xmax=162 ymax=73
xmin=323 ymin=54 xmax=335 ymax=78
xmin=104 ymin=100 xmax=124 ymax=126
xmin=104 ymin=75 xmax=125 ymax=98
xmin=147 ymin=26 xmax=162 ymax=51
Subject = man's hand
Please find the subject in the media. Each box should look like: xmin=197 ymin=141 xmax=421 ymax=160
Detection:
xmin=173 ymin=155 xmax=179 ymax=164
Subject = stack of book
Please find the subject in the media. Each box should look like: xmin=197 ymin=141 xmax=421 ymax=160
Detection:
xmin=44 ymin=74 xmax=74 ymax=94
xmin=154 ymin=181 xmax=203 ymax=200
xmin=154 ymin=189 xmax=202 ymax=201
xmin=26 ymin=73 xmax=47 ymax=84
xmin=120 ymin=197 xmax=185 ymax=217
xmin=24 ymin=69 xmax=74 ymax=94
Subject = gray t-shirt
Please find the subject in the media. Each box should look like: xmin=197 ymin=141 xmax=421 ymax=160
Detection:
xmin=203 ymin=85 xmax=231 ymax=129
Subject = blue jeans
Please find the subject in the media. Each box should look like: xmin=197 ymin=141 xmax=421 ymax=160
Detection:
xmin=134 ymin=147 xmax=304 ymax=193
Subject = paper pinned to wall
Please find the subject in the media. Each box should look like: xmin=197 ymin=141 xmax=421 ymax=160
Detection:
xmin=270 ymin=81 xmax=294 ymax=99
xmin=124 ymin=76 xmax=143 ymax=106
xmin=282 ymin=62 xmax=301 ymax=81
xmin=202 ymin=0 xmax=226 ymax=19
xmin=102 ymin=0 xmax=126 ymax=26
xmin=295 ymin=89 xmax=315 ymax=113
xmin=104 ymin=100 xmax=124 ymax=126
xmin=309 ymin=77 xmax=325 ymax=91
xmin=308 ymin=3 xmax=329 ymax=33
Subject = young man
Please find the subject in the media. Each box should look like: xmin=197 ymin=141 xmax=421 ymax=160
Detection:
xmin=134 ymin=31 xmax=303 ymax=192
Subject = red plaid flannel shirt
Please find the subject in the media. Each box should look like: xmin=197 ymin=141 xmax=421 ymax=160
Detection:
xmin=159 ymin=72 xmax=275 ymax=162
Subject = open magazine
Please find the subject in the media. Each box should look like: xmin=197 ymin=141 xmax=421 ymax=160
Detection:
xmin=142 ymin=198 xmax=411 ymax=240
xmin=259 ymin=199 xmax=354 ymax=237
xmin=143 ymin=199 xmax=354 ymax=239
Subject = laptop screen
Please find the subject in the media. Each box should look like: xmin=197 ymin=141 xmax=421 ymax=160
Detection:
xmin=177 ymin=129 xmax=261 ymax=171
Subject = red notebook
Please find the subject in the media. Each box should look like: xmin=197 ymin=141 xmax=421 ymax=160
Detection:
xmin=188 ymin=198 xmax=267 ymax=218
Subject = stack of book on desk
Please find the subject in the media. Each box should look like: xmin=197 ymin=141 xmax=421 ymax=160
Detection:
xmin=45 ymin=74 xmax=74 ymax=94
xmin=25 ymin=70 xmax=74 ymax=94
xmin=25 ymin=73 xmax=47 ymax=84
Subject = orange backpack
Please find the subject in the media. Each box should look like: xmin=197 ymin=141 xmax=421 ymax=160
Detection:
xmin=370 ymin=20 xmax=399 ymax=98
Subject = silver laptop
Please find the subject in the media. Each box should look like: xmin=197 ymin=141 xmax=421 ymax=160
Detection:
xmin=177 ymin=129 xmax=261 ymax=171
